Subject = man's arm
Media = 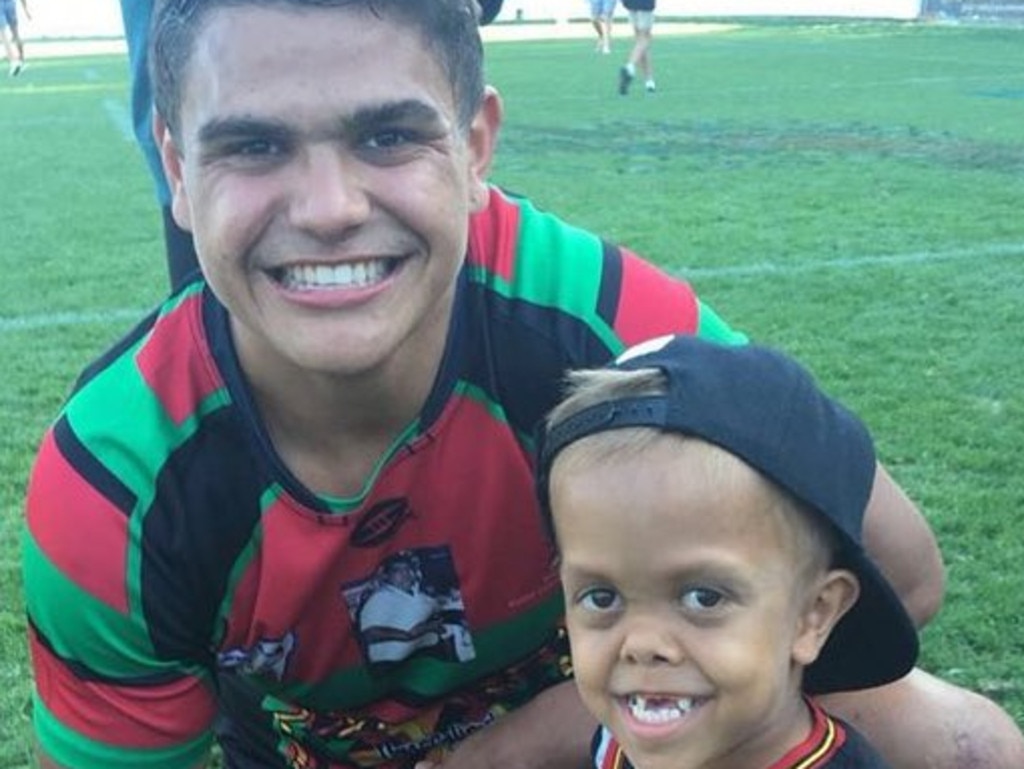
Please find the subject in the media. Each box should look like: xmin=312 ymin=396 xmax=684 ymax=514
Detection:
xmin=416 ymin=679 xmax=594 ymax=769
xmin=828 ymin=465 xmax=1024 ymax=769
xmin=820 ymin=669 xmax=1024 ymax=769
xmin=863 ymin=462 xmax=944 ymax=626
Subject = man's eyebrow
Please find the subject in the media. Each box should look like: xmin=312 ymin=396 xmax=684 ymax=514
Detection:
xmin=197 ymin=116 xmax=293 ymax=145
xmin=194 ymin=100 xmax=448 ymax=146
xmin=345 ymin=99 xmax=448 ymax=131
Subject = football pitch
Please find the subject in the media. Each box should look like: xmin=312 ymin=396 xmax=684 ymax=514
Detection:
xmin=1 ymin=17 xmax=1022 ymax=763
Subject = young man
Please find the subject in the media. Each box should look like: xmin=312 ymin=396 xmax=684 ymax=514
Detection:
xmin=22 ymin=1 xmax=1024 ymax=768
xmin=536 ymin=334 xmax=921 ymax=768
xmin=1 ymin=0 xmax=29 ymax=76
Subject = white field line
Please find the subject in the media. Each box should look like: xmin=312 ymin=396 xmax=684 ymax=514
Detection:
xmin=680 ymin=241 xmax=1024 ymax=279
xmin=1 ymin=241 xmax=1021 ymax=335
xmin=101 ymin=97 xmax=135 ymax=142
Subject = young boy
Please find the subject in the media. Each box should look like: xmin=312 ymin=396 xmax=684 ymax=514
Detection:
xmin=536 ymin=335 xmax=921 ymax=768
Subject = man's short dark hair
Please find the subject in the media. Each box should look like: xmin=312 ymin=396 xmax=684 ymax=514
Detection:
xmin=150 ymin=0 xmax=486 ymax=137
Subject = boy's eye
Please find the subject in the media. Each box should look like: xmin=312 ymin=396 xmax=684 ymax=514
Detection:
xmin=681 ymin=587 xmax=725 ymax=611
xmin=578 ymin=587 xmax=621 ymax=612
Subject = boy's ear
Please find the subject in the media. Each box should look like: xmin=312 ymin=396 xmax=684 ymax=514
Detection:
xmin=792 ymin=569 xmax=860 ymax=667
xmin=153 ymin=111 xmax=193 ymax=232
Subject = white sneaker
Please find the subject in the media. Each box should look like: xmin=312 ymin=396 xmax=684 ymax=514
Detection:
xmin=645 ymin=80 xmax=656 ymax=93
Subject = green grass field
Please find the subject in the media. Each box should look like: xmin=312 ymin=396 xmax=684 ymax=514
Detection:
xmin=2 ymin=18 xmax=1022 ymax=765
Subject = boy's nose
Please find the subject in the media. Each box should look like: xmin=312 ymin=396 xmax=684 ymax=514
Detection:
xmin=620 ymin=617 xmax=684 ymax=666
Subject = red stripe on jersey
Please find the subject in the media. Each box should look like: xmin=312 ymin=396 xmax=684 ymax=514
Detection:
xmin=26 ymin=431 xmax=130 ymax=612
xmin=613 ymin=249 xmax=700 ymax=346
xmin=136 ymin=293 xmax=225 ymax=426
xmin=30 ymin=628 xmax=215 ymax=748
xmin=467 ymin=188 xmax=520 ymax=282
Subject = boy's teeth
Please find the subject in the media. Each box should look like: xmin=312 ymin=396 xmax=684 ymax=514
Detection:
xmin=627 ymin=694 xmax=697 ymax=723
xmin=282 ymin=260 xmax=389 ymax=290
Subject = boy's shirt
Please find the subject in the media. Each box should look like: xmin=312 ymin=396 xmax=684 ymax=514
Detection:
xmin=23 ymin=187 xmax=745 ymax=769
xmin=591 ymin=698 xmax=893 ymax=769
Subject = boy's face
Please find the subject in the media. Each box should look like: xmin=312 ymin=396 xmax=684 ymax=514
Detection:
xmin=159 ymin=4 xmax=498 ymax=381
xmin=551 ymin=437 xmax=831 ymax=769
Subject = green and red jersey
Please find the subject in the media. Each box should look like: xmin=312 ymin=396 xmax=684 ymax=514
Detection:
xmin=24 ymin=187 xmax=744 ymax=768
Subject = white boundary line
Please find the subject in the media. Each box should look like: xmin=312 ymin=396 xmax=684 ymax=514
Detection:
xmin=1 ymin=241 xmax=1021 ymax=334
xmin=681 ymin=241 xmax=1024 ymax=279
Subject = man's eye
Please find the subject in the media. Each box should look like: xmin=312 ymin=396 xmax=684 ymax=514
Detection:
xmin=365 ymin=130 xmax=411 ymax=150
xmin=578 ymin=587 xmax=620 ymax=612
xmin=237 ymin=139 xmax=281 ymax=156
xmin=680 ymin=588 xmax=725 ymax=611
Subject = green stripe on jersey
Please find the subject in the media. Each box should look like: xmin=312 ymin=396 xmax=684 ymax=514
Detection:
xmin=696 ymin=299 xmax=749 ymax=345
xmin=275 ymin=590 xmax=565 ymax=709
xmin=62 ymin=344 xmax=231 ymax=619
xmin=467 ymin=197 xmax=622 ymax=352
xmin=33 ymin=692 xmax=213 ymax=769
xmin=22 ymin=530 xmax=172 ymax=678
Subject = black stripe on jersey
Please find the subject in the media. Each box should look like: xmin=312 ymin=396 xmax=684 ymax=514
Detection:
xmin=29 ymin=618 xmax=185 ymax=686
xmin=455 ymin=280 xmax=617 ymax=440
xmin=53 ymin=415 xmax=137 ymax=516
xmin=141 ymin=407 xmax=266 ymax=668
xmin=596 ymin=239 xmax=623 ymax=329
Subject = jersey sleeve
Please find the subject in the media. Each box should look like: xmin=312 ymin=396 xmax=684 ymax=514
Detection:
xmin=23 ymin=421 xmax=217 ymax=768
xmin=467 ymin=187 xmax=748 ymax=361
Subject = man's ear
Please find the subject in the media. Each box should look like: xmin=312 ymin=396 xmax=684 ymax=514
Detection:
xmin=465 ymin=86 xmax=503 ymax=212
xmin=153 ymin=111 xmax=193 ymax=232
xmin=792 ymin=569 xmax=860 ymax=666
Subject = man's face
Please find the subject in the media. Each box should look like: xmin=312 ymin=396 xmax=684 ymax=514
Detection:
xmin=160 ymin=4 xmax=498 ymax=381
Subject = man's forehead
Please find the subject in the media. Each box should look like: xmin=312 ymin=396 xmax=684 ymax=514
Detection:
xmin=176 ymin=5 xmax=453 ymax=129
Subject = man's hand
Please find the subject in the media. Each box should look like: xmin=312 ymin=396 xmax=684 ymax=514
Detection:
xmin=415 ymin=680 xmax=594 ymax=769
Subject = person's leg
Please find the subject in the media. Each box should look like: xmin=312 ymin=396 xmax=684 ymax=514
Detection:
xmin=627 ymin=12 xmax=653 ymax=90
xmin=1 ymin=29 xmax=13 ymax=72
xmin=819 ymin=668 xmax=1024 ymax=769
xmin=588 ymin=0 xmax=604 ymax=51
xmin=1 ymin=1 xmax=17 ymax=74
xmin=6 ymin=2 xmax=21 ymax=64
xmin=618 ymin=14 xmax=641 ymax=94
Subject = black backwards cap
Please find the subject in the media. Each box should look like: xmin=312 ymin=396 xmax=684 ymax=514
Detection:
xmin=536 ymin=335 xmax=919 ymax=694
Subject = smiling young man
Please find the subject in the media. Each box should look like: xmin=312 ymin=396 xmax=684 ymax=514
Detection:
xmin=22 ymin=1 xmax=1024 ymax=769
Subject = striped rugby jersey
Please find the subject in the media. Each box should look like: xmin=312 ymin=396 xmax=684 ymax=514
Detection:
xmin=24 ymin=187 xmax=744 ymax=768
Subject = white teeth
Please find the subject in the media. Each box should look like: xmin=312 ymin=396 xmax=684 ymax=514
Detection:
xmin=280 ymin=260 xmax=390 ymax=290
xmin=627 ymin=694 xmax=697 ymax=724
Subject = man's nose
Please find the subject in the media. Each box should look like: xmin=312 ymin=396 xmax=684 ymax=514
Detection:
xmin=289 ymin=146 xmax=371 ymax=236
